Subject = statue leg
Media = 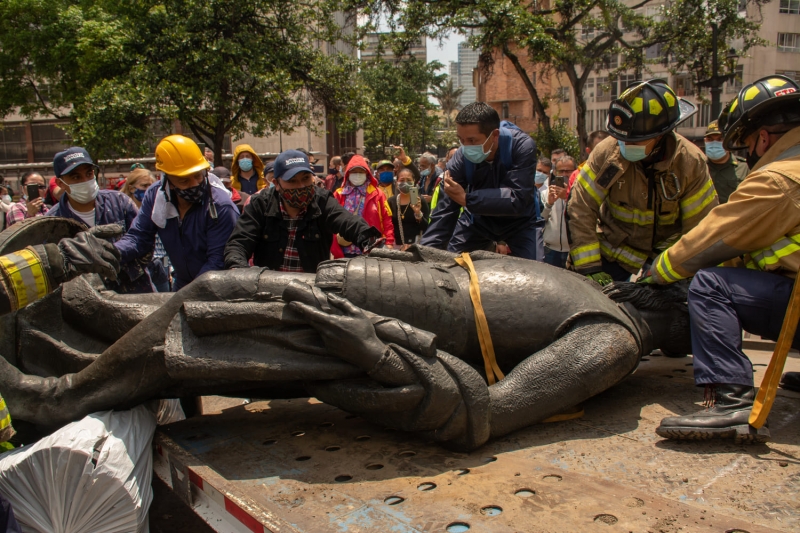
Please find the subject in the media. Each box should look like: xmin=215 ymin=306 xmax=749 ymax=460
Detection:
xmin=488 ymin=316 xmax=640 ymax=438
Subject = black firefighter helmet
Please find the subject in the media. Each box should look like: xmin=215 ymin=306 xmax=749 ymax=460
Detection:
xmin=606 ymin=79 xmax=697 ymax=142
xmin=718 ymin=75 xmax=800 ymax=150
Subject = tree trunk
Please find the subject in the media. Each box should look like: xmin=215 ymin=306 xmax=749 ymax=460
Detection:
xmin=564 ymin=66 xmax=589 ymax=155
xmin=213 ymin=124 xmax=226 ymax=168
xmin=502 ymin=46 xmax=550 ymax=133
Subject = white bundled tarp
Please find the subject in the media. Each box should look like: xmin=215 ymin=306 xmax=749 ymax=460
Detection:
xmin=0 ymin=405 xmax=157 ymax=533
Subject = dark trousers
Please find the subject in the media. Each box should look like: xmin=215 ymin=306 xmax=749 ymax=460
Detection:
xmin=688 ymin=267 xmax=800 ymax=386
xmin=544 ymin=247 xmax=569 ymax=268
xmin=447 ymin=214 xmax=544 ymax=261
xmin=601 ymin=257 xmax=633 ymax=282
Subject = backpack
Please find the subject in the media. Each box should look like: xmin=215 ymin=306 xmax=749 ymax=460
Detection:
xmin=462 ymin=120 xmax=540 ymax=220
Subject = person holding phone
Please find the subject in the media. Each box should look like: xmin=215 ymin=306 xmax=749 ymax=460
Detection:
xmin=541 ymin=156 xmax=577 ymax=268
xmin=6 ymin=171 xmax=47 ymax=227
xmin=388 ymin=168 xmax=429 ymax=250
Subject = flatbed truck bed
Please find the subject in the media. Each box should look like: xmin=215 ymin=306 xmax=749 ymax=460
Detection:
xmin=153 ymin=346 xmax=799 ymax=533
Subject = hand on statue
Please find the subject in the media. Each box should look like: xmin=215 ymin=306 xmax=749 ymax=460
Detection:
xmin=58 ymin=231 xmax=121 ymax=281
xmin=288 ymin=294 xmax=387 ymax=371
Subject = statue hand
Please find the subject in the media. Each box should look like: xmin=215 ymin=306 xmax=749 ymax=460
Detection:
xmin=288 ymin=294 xmax=386 ymax=370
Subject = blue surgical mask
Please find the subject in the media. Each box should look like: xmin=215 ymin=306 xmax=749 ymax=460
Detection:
xmin=618 ymin=140 xmax=648 ymax=162
xmin=378 ymin=171 xmax=394 ymax=184
xmin=460 ymin=134 xmax=494 ymax=164
xmin=420 ymin=168 xmax=431 ymax=177
xmin=705 ymin=141 xmax=727 ymax=161
xmin=133 ymin=189 xmax=146 ymax=202
xmin=535 ymin=171 xmax=548 ymax=185
xmin=238 ymin=158 xmax=254 ymax=172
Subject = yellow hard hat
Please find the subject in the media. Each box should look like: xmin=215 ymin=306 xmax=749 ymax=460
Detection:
xmin=155 ymin=135 xmax=210 ymax=177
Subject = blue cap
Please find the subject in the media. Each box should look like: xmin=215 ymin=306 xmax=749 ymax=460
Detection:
xmin=273 ymin=150 xmax=313 ymax=181
xmin=53 ymin=147 xmax=95 ymax=178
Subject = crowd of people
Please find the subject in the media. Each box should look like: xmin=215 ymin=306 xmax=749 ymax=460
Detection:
xmin=0 ymin=74 xmax=797 ymax=456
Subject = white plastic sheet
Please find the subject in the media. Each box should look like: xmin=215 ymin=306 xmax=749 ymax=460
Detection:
xmin=0 ymin=406 xmax=157 ymax=533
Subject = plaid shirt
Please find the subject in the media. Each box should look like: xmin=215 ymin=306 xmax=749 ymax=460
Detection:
xmin=6 ymin=201 xmax=45 ymax=227
xmin=278 ymin=202 xmax=306 ymax=272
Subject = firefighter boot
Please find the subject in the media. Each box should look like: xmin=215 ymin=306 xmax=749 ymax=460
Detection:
xmin=655 ymin=384 xmax=770 ymax=443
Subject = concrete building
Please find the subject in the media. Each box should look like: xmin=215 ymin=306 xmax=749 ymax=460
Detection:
xmin=449 ymin=42 xmax=481 ymax=107
xmin=360 ymin=32 xmax=427 ymax=63
xmin=475 ymin=1 xmax=800 ymax=142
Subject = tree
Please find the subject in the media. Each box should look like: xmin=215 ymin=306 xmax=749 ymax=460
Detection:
xmin=431 ymin=77 xmax=465 ymax=128
xmin=354 ymin=0 xmax=764 ymax=151
xmin=356 ymin=58 xmax=445 ymax=157
xmin=0 ymin=0 xmax=359 ymax=163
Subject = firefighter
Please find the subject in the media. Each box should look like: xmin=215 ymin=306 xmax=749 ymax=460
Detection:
xmin=646 ymin=75 xmax=800 ymax=442
xmin=0 ymin=226 xmax=120 ymax=445
xmin=566 ymin=79 xmax=718 ymax=284
xmin=703 ymin=120 xmax=748 ymax=203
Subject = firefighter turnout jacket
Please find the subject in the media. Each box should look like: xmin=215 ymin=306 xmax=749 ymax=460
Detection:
xmin=652 ymin=126 xmax=800 ymax=283
xmin=567 ymin=133 xmax=718 ymax=275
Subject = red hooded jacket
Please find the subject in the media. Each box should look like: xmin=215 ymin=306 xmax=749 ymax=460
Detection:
xmin=331 ymin=155 xmax=394 ymax=258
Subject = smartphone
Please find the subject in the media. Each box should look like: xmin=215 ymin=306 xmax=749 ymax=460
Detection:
xmin=409 ymin=186 xmax=419 ymax=205
xmin=26 ymin=183 xmax=40 ymax=200
xmin=551 ymin=174 xmax=566 ymax=189
xmin=393 ymin=145 xmax=403 ymax=157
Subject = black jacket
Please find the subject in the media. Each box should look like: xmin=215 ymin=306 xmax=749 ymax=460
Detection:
xmin=224 ymin=187 xmax=381 ymax=272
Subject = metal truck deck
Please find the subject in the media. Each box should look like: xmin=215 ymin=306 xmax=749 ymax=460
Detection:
xmin=153 ymin=345 xmax=799 ymax=533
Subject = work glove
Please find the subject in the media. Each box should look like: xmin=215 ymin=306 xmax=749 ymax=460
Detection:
xmin=57 ymin=230 xmax=121 ymax=282
xmin=357 ymin=227 xmax=385 ymax=254
xmin=586 ymin=272 xmax=614 ymax=286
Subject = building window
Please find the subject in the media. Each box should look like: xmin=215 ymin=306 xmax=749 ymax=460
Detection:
xmin=557 ymin=86 xmax=570 ymax=102
xmin=559 ymin=118 xmax=570 ymax=126
xmin=584 ymin=77 xmax=595 ymax=101
xmin=31 ymin=123 xmax=71 ymax=163
xmin=596 ymin=76 xmax=618 ymax=102
xmin=697 ymin=103 xmax=712 ymax=128
xmin=502 ymin=102 xmax=509 ymax=119
xmin=726 ymin=65 xmax=744 ymax=93
xmin=588 ymin=109 xmax=595 ymax=131
xmin=581 ymin=27 xmax=595 ymax=41
xmin=777 ymin=70 xmax=800 ymax=82
xmin=0 ymin=124 xmax=27 ymax=164
xmin=618 ymin=73 xmax=640 ymax=93
xmin=778 ymin=33 xmax=800 ymax=52
xmin=780 ymin=0 xmax=800 ymax=13
xmin=602 ymin=54 xmax=618 ymax=70
xmin=673 ymin=73 xmax=693 ymax=96
xmin=596 ymin=109 xmax=609 ymax=130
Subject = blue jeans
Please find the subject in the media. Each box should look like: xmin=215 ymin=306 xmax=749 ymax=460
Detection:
xmin=544 ymin=247 xmax=569 ymax=268
xmin=688 ymin=267 xmax=800 ymax=386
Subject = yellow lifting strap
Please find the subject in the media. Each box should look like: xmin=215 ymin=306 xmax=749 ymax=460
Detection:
xmin=749 ymin=275 xmax=800 ymax=428
xmin=454 ymin=252 xmax=505 ymax=385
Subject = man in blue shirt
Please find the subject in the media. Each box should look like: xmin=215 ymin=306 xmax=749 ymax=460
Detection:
xmin=420 ymin=103 xmax=543 ymax=260
xmin=115 ymin=135 xmax=239 ymax=290
xmin=47 ymin=147 xmax=155 ymax=293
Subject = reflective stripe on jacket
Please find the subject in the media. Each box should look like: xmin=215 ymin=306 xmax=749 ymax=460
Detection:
xmin=567 ymin=133 xmax=718 ymax=274
xmin=653 ymin=126 xmax=800 ymax=283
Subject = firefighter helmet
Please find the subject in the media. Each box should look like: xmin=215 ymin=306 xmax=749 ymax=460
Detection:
xmin=718 ymin=75 xmax=800 ymax=150
xmin=606 ymin=79 xmax=697 ymax=142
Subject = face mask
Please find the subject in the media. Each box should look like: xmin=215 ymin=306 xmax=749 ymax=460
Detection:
xmin=535 ymin=171 xmax=548 ymax=185
xmin=618 ymin=140 xmax=648 ymax=162
xmin=67 ymin=179 xmax=99 ymax=203
xmin=279 ymin=183 xmax=315 ymax=209
xmin=397 ymin=182 xmax=412 ymax=193
xmin=746 ymin=146 xmax=761 ymax=169
xmin=238 ymin=158 xmax=254 ymax=172
xmin=349 ymin=173 xmax=367 ymax=187
xmin=133 ymin=189 xmax=146 ymax=202
xmin=461 ymin=134 xmax=494 ymax=164
xmin=705 ymin=141 xmax=727 ymax=161
xmin=1 ymin=195 xmax=11 ymax=205
xmin=174 ymin=179 xmax=207 ymax=204
xmin=420 ymin=168 xmax=431 ymax=177
xmin=378 ymin=171 xmax=394 ymax=184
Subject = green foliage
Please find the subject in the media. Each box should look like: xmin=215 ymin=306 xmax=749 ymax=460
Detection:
xmin=431 ymin=77 xmax=465 ymax=129
xmin=532 ymin=121 xmax=580 ymax=161
xmin=356 ymin=58 xmax=445 ymax=158
xmin=0 ymin=0 xmax=358 ymax=161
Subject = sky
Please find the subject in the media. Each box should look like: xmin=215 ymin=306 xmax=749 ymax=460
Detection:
xmin=426 ymin=31 xmax=461 ymax=73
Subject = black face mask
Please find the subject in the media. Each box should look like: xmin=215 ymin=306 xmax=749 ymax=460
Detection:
xmin=746 ymin=146 xmax=761 ymax=169
xmin=172 ymin=178 xmax=207 ymax=204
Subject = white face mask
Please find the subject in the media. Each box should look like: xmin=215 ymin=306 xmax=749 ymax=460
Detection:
xmin=348 ymin=173 xmax=367 ymax=187
xmin=67 ymin=179 xmax=99 ymax=204
xmin=1 ymin=195 xmax=11 ymax=205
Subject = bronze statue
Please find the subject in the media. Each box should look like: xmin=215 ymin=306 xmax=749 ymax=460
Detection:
xmin=0 ymin=219 xmax=691 ymax=451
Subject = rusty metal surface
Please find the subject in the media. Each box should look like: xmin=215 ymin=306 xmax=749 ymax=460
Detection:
xmin=157 ymin=349 xmax=799 ymax=533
